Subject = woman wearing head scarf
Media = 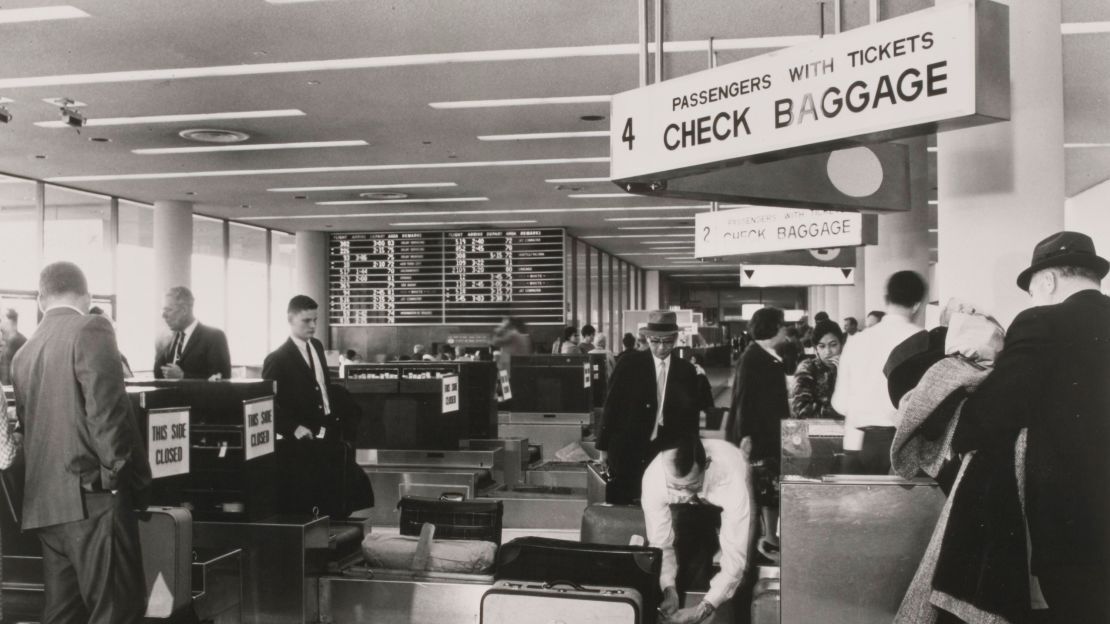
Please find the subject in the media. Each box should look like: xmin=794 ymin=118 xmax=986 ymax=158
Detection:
xmin=790 ymin=320 xmax=845 ymax=420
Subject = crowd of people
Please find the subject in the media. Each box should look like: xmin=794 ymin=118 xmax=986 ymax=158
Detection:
xmin=0 ymin=229 xmax=1106 ymax=623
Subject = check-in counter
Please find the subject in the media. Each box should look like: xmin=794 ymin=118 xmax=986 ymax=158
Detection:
xmin=780 ymin=475 xmax=944 ymax=623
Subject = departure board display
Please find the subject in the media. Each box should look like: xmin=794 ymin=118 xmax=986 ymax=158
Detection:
xmin=329 ymin=229 xmax=565 ymax=326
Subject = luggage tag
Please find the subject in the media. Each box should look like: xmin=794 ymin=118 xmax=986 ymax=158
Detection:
xmin=318 ymin=426 xmax=327 ymax=440
xmin=218 ymin=441 xmax=228 ymax=458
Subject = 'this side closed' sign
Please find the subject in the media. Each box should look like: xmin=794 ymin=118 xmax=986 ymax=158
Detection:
xmin=610 ymin=0 xmax=1008 ymax=182
xmin=243 ymin=397 xmax=275 ymax=461
xmin=148 ymin=408 xmax=190 ymax=479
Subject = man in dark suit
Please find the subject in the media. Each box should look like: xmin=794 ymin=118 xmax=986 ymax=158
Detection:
xmin=952 ymin=231 xmax=1110 ymax=623
xmin=726 ymin=306 xmax=790 ymax=463
xmin=154 ymin=286 xmax=231 ymax=380
xmin=597 ymin=310 xmax=706 ymax=504
xmin=263 ymin=295 xmax=372 ymax=518
xmin=12 ymin=262 xmax=150 ymax=624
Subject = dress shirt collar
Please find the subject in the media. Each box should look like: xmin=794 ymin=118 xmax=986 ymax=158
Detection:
xmin=44 ymin=304 xmax=84 ymax=315
xmin=653 ymin=352 xmax=670 ymax=369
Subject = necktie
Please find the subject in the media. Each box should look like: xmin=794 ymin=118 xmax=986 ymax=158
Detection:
xmin=652 ymin=360 xmax=666 ymax=439
xmin=172 ymin=331 xmax=184 ymax=363
xmin=306 ymin=342 xmax=315 ymax=374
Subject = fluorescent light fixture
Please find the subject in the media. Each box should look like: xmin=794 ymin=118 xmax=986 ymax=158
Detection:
xmin=269 ymin=182 xmax=457 ymax=192
xmin=581 ymin=234 xmax=692 ymax=239
xmin=389 ymin=220 xmax=537 ymax=226
xmin=928 ymin=228 xmax=938 ymax=233
xmin=621 ymin=252 xmax=690 ymax=256
xmin=431 ymin=95 xmax=612 ymax=109
xmin=47 ymin=156 xmax=610 ymax=182
xmin=36 ymin=109 xmax=305 ymax=128
xmin=240 ymin=204 xmax=705 ymax=221
xmin=928 ymin=200 xmax=938 ymax=205
xmin=317 ymin=197 xmax=488 ymax=206
xmin=1062 ymin=21 xmax=1110 ymax=35
xmin=545 ymin=177 xmax=610 ymax=184
xmin=641 ymin=239 xmax=693 ymax=244
xmin=0 ymin=37 xmax=815 ymax=89
xmin=927 ymin=146 xmax=938 ymax=153
xmin=647 ymin=247 xmax=697 ymax=251
xmin=569 ymin=193 xmax=634 ymax=199
xmin=478 ymin=131 xmax=609 ymax=141
xmin=132 ymin=140 xmax=366 ymax=155
xmin=605 ymin=216 xmax=702 ymax=222
xmin=622 ymin=226 xmax=694 ymax=230
xmin=1064 ymin=143 xmax=1110 ymax=148
xmin=0 ymin=6 xmax=88 ymax=24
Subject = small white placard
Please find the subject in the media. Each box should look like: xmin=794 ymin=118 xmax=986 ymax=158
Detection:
xmin=243 ymin=397 xmax=275 ymax=461
xmin=498 ymin=369 xmax=513 ymax=401
xmin=583 ymin=362 xmax=592 ymax=389
xmin=740 ymin=264 xmax=855 ymax=287
xmin=148 ymin=408 xmax=190 ymax=479
xmin=442 ymin=374 xmax=460 ymax=413
xmin=696 ymin=206 xmax=866 ymax=258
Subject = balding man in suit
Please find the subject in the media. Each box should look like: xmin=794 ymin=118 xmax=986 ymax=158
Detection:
xmin=12 ymin=262 xmax=150 ymax=624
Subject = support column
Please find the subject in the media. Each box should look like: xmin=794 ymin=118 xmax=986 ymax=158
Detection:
xmin=937 ymin=0 xmax=1065 ymax=326
xmin=864 ymin=137 xmax=932 ymax=321
xmin=644 ymin=270 xmax=661 ymax=309
xmin=837 ymin=250 xmax=866 ymax=324
xmin=809 ymin=287 xmax=825 ymax=317
xmin=153 ymin=201 xmax=193 ymax=298
xmin=821 ymin=286 xmax=840 ymax=321
xmin=295 ymin=231 xmax=329 ymax=346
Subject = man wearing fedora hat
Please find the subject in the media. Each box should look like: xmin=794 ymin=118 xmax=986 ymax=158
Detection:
xmin=952 ymin=231 xmax=1110 ymax=622
xmin=597 ymin=310 xmax=706 ymax=504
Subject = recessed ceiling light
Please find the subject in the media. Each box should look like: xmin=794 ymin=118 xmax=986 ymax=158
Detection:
xmin=47 ymin=156 xmax=610 ymax=182
xmin=35 ymin=109 xmax=305 ymax=128
xmin=580 ymin=115 xmax=606 ymax=122
xmin=478 ymin=131 xmax=609 ymax=141
xmin=389 ymin=219 xmax=538 ymax=227
xmin=316 ymin=197 xmax=489 ymax=206
xmin=294 ymin=195 xmax=307 ymax=199
xmin=33 ymin=154 xmax=47 ymax=159
xmin=240 ymin=204 xmax=251 ymax=208
xmin=569 ymin=193 xmax=633 ymax=199
xmin=1064 ymin=143 xmax=1110 ymax=148
xmin=184 ymin=191 xmax=196 ymax=196
xmin=89 ymin=137 xmax=111 ymax=143
xmin=240 ymin=204 xmax=706 ymax=221
xmin=0 ymin=6 xmax=88 ymax=24
xmin=268 ymin=182 xmax=457 ymax=192
xmin=306 ymin=80 xmax=321 ymax=86
xmin=0 ymin=37 xmax=814 ymax=90
xmin=134 ymin=139 xmax=367 ymax=154
xmin=359 ymin=191 xmax=408 ymax=200
xmin=178 ymin=128 xmax=250 ymax=144
xmin=545 ymin=177 xmax=609 ymax=184
xmin=1061 ymin=21 xmax=1110 ymax=35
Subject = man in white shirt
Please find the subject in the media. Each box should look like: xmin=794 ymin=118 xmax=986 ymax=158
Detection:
xmin=831 ymin=271 xmax=927 ymax=474
xmin=642 ymin=434 xmax=751 ymax=624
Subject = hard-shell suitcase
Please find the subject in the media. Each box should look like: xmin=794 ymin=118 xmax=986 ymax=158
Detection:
xmin=138 ymin=506 xmax=193 ymax=618
xmin=495 ymin=537 xmax=662 ymax=622
xmin=481 ymin=580 xmax=642 ymax=624
xmin=277 ymin=437 xmax=374 ymax=519
xmin=580 ymin=503 xmax=647 ymax=546
xmin=398 ymin=496 xmax=503 ymax=544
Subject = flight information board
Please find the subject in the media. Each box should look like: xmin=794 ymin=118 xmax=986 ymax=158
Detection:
xmin=329 ymin=228 xmax=565 ymax=326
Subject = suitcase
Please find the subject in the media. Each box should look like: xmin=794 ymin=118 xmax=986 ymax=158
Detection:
xmin=482 ymin=580 xmax=642 ymax=624
xmin=277 ymin=437 xmax=374 ymax=519
xmin=398 ymin=496 xmax=503 ymax=544
xmin=580 ymin=503 xmax=647 ymax=546
xmin=586 ymin=461 xmax=609 ymax=505
xmin=138 ymin=506 xmax=193 ymax=619
xmin=495 ymin=537 xmax=662 ymax=622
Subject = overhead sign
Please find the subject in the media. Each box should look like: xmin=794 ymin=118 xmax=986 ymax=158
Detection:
xmin=695 ymin=206 xmax=877 ymax=258
xmin=741 ymin=264 xmax=856 ymax=287
xmin=243 ymin=398 xmax=275 ymax=461
xmin=148 ymin=408 xmax=190 ymax=480
xmin=442 ymin=374 xmax=460 ymax=413
xmin=610 ymin=0 xmax=1008 ymax=182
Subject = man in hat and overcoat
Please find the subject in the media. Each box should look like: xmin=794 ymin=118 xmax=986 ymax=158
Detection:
xmin=597 ymin=310 xmax=706 ymax=504
xmin=952 ymin=231 xmax=1110 ymax=623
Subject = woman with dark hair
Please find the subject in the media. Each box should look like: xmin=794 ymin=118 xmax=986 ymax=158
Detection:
xmin=791 ymin=320 xmax=845 ymax=420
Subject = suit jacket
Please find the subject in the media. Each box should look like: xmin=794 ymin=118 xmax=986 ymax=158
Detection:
xmin=726 ymin=342 xmax=789 ymax=463
xmin=11 ymin=308 xmax=151 ymax=530
xmin=954 ymin=289 xmax=1110 ymax=572
xmin=154 ymin=322 xmax=232 ymax=380
xmin=262 ymin=337 xmax=338 ymax=439
xmin=598 ymin=350 xmax=702 ymax=479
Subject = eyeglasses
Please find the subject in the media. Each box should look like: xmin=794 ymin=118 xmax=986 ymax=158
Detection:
xmin=647 ymin=337 xmax=676 ymax=346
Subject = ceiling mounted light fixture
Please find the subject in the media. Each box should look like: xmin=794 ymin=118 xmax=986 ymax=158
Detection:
xmin=268 ymin=182 xmax=457 ymax=192
xmin=178 ymin=128 xmax=250 ymax=143
xmin=358 ymin=191 xmax=409 ymax=200
xmin=136 ymin=139 xmax=366 ymax=154
xmin=36 ymin=109 xmax=304 ymax=129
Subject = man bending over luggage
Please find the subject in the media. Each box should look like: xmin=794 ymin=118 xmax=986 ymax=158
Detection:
xmin=642 ymin=434 xmax=752 ymax=624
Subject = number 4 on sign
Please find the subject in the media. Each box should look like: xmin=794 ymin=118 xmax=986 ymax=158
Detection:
xmin=622 ymin=118 xmax=635 ymax=150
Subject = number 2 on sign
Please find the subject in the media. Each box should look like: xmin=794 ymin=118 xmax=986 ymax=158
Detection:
xmin=622 ymin=118 xmax=635 ymax=150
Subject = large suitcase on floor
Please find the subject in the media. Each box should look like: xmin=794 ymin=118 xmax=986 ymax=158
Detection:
xmin=277 ymin=437 xmax=374 ymax=519
xmin=138 ymin=506 xmax=193 ymax=619
xmin=481 ymin=580 xmax=642 ymax=624
xmin=495 ymin=537 xmax=662 ymax=623
xmin=398 ymin=496 xmax=503 ymax=544
xmin=580 ymin=503 xmax=647 ymax=546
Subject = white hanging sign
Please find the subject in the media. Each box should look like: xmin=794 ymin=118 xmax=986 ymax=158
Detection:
xmin=243 ymin=397 xmax=275 ymax=461
xmin=148 ymin=408 xmax=190 ymax=479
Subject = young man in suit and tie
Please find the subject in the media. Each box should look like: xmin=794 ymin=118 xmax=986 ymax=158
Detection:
xmin=262 ymin=295 xmax=373 ymax=517
xmin=12 ymin=262 xmax=151 ymax=624
xmin=154 ymin=286 xmax=232 ymax=380
xmin=597 ymin=310 xmax=706 ymax=505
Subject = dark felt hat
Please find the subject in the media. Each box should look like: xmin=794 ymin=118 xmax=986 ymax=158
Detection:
xmin=1016 ymin=231 xmax=1109 ymax=292
xmin=640 ymin=310 xmax=680 ymax=337
xmin=884 ymin=326 xmax=948 ymax=408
